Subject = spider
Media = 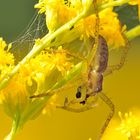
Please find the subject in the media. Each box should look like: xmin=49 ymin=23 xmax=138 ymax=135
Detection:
xmin=30 ymin=1 xmax=130 ymax=139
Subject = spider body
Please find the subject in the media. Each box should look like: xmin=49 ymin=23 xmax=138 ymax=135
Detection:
xmin=76 ymin=35 xmax=108 ymax=104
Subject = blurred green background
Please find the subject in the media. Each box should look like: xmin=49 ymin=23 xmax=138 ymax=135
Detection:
xmin=0 ymin=0 xmax=36 ymax=42
xmin=0 ymin=0 xmax=140 ymax=140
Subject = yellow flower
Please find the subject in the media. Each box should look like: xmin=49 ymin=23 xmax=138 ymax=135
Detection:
xmin=35 ymin=0 xmax=76 ymax=32
xmin=0 ymin=43 xmax=75 ymax=140
xmin=0 ymin=42 xmax=73 ymax=123
xmin=0 ymin=75 xmax=28 ymax=118
xmin=0 ymin=38 xmax=14 ymax=65
xmin=117 ymin=111 xmax=140 ymax=139
xmin=35 ymin=0 xmax=126 ymax=48
xmin=102 ymin=111 xmax=140 ymax=140
xmin=49 ymin=47 xmax=73 ymax=75
xmin=0 ymin=38 xmax=14 ymax=79
xmin=76 ymin=8 xmax=126 ymax=48
xmin=18 ymin=46 xmax=73 ymax=96
xmin=0 ymin=37 xmax=6 ymax=48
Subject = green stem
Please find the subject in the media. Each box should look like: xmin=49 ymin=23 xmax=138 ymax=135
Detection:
xmin=99 ymin=0 xmax=130 ymax=10
xmin=4 ymin=115 xmax=20 ymax=140
xmin=126 ymin=25 xmax=140 ymax=40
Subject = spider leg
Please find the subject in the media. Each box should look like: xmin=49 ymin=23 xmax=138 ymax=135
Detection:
xmin=57 ymin=95 xmax=98 ymax=113
xmin=97 ymin=92 xmax=115 ymax=139
xmin=57 ymin=92 xmax=114 ymax=139
xmin=104 ymin=35 xmax=131 ymax=76
xmin=57 ymin=103 xmax=95 ymax=113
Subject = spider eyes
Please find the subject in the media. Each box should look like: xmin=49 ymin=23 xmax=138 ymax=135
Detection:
xmin=80 ymin=100 xmax=86 ymax=105
xmin=76 ymin=86 xmax=86 ymax=105
xmin=76 ymin=86 xmax=82 ymax=98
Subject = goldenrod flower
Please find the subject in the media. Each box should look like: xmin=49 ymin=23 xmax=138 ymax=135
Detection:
xmin=0 ymin=38 xmax=14 ymax=79
xmin=20 ymin=46 xmax=73 ymax=87
xmin=35 ymin=0 xmax=126 ymax=49
xmin=49 ymin=47 xmax=73 ymax=75
xmin=117 ymin=111 xmax=140 ymax=139
xmin=76 ymin=8 xmax=125 ymax=48
xmin=0 ymin=42 xmax=74 ymax=139
xmin=35 ymin=0 xmax=76 ymax=32
xmin=0 ymin=76 xmax=28 ymax=118
xmin=0 ymin=45 xmax=73 ymax=115
xmin=0 ymin=38 xmax=14 ymax=65
xmin=102 ymin=111 xmax=140 ymax=140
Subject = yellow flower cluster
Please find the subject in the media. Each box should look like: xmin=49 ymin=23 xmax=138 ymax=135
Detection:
xmin=35 ymin=0 xmax=126 ymax=49
xmin=102 ymin=111 xmax=140 ymax=140
xmin=35 ymin=0 xmax=77 ymax=32
xmin=0 ymin=75 xmax=28 ymax=118
xmin=19 ymin=46 xmax=73 ymax=93
xmin=117 ymin=111 xmax=140 ymax=139
xmin=0 ymin=38 xmax=14 ymax=79
xmin=0 ymin=38 xmax=73 ymax=119
xmin=76 ymin=8 xmax=126 ymax=48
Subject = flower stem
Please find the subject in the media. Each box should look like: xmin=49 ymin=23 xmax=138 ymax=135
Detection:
xmin=4 ymin=114 xmax=20 ymax=140
xmin=126 ymin=25 xmax=140 ymax=40
xmin=99 ymin=0 xmax=130 ymax=10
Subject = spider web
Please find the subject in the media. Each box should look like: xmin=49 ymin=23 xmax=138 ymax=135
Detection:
xmin=10 ymin=11 xmax=48 ymax=63
xmin=9 ymin=5 xmax=139 ymax=65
